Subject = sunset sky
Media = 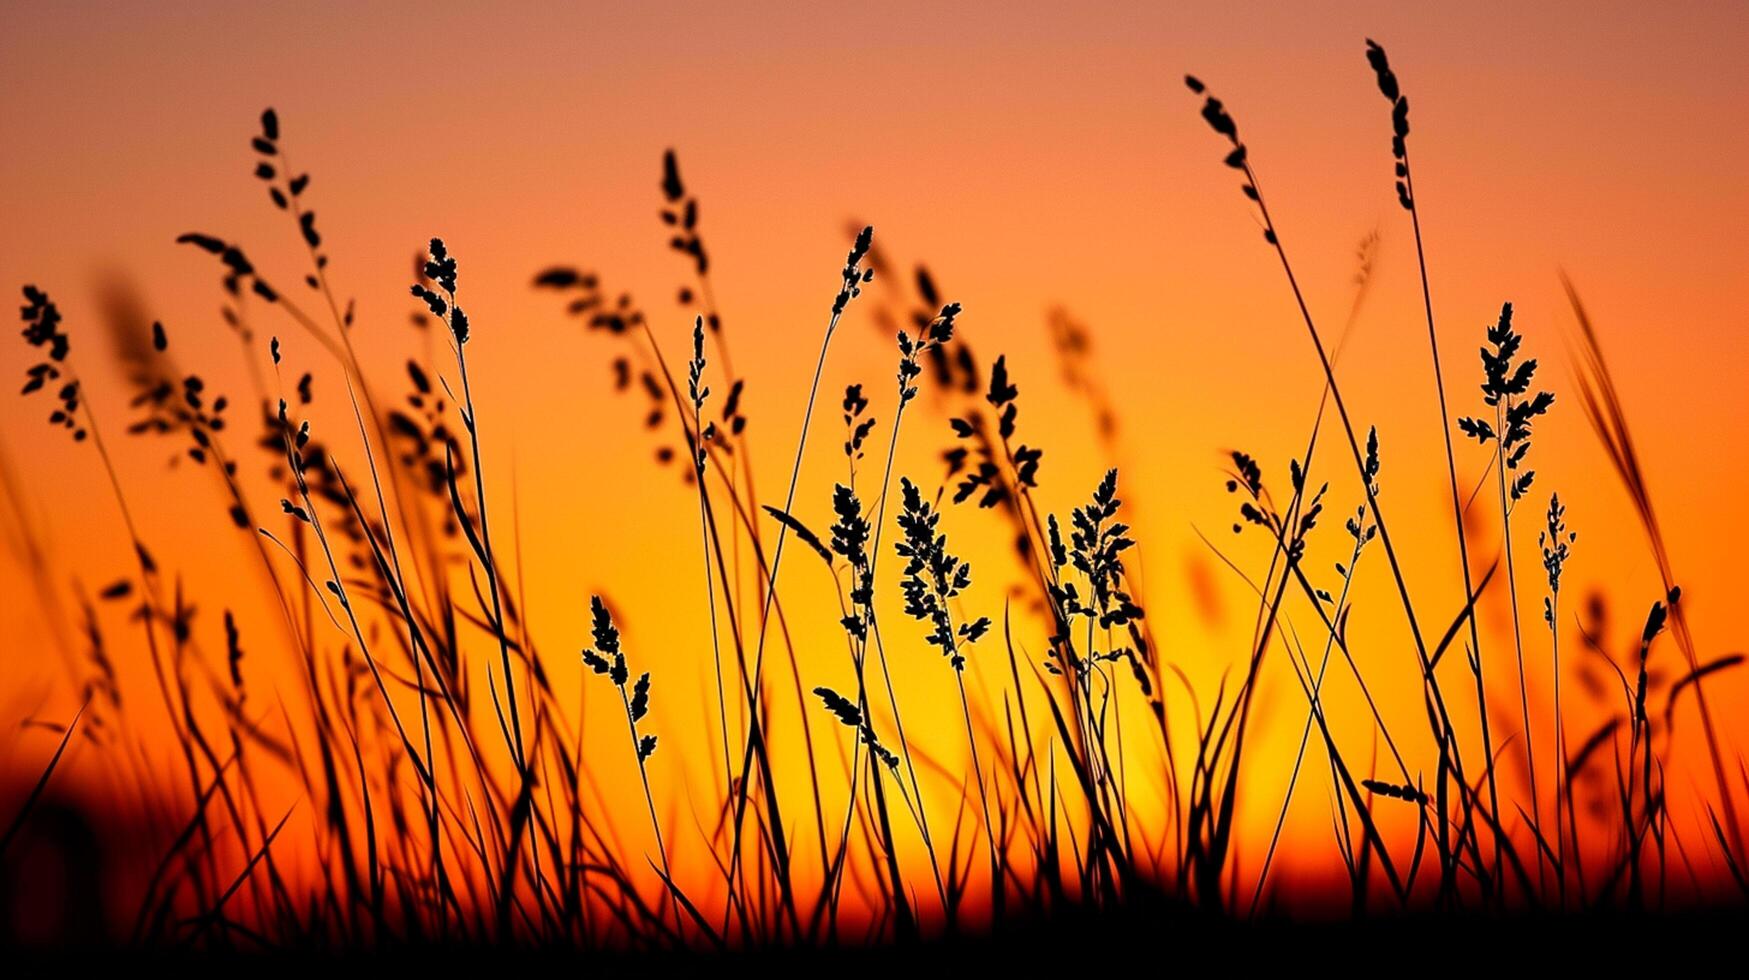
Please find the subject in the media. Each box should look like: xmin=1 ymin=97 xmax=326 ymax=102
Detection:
xmin=2 ymin=1 xmax=1746 ymax=905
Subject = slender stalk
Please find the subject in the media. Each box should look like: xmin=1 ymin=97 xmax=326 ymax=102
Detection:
xmin=616 ymin=683 xmax=678 ymax=936
xmin=1402 ymin=149 xmax=1506 ymax=886
xmin=454 ymin=341 xmax=526 ymax=771
xmin=1491 ymin=396 xmax=1541 ymax=893
xmin=1250 ymin=527 xmax=1365 ymax=914
xmin=1551 ymin=589 xmax=1566 ymax=907
xmin=685 ymin=321 xmax=736 ymax=820
xmin=724 ymin=228 xmax=873 ymax=935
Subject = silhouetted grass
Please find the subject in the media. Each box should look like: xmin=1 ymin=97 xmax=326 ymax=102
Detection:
xmin=2 ymin=37 xmax=1745 ymax=956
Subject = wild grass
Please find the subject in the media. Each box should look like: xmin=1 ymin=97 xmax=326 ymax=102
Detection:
xmin=2 ymin=37 xmax=1746 ymax=953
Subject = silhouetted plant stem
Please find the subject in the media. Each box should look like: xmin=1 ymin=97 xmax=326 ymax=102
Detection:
xmin=269 ymin=127 xmax=439 ymax=631
xmin=861 ymin=617 xmax=948 ymax=909
xmin=1197 ymin=438 xmax=1331 ymax=909
xmin=410 ymin=240 xmax=527 ymax=775
xmin=700 ymin=466 xmax=829 ymax=917
xmin=332 ymin=383 xmax=467 ymax=928
xmin=1401 ymin=143 xmax=1507 ymax=894
xmin=1491 ymin=396 xmax=1542 ymax=892
xmin=1453 ymin=298 xmax=1555 ymax=898
xmin=1250 ymin=521 xmax=1366 ymax=914
xmin=625 ymin=676 xmax=678 ymax=932
xmin=845 ymin=305 xmax=969 ymax=919
xmin=1365 ymin=40 xmax=1510 ymax=894
xmin=630 ymin=308 xmax=821 ymax=936
xmin=454 ymin=343 xmax=526 ymax=770
xmin=1540 ymin=492 xmax=1575 ymax=907
xmin=952 ymin=637 xmax=1001 ymax=907
xmin=866 ymin=746 xmax=917 ymax=941
xmin=272 ymin=387 xmax=434 ymax=795
xmin=725 ymin=227 xmax=873 ymax=938
xmin=683 ymin=317 xmax=736 ymax=824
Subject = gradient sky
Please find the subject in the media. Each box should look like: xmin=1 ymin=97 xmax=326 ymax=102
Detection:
xmin=2 ymin=1 xmax=1747 ymax=898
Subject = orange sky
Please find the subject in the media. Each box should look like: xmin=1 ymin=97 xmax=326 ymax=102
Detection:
xmin=2 ymin=0 xmax=1747 ymax=911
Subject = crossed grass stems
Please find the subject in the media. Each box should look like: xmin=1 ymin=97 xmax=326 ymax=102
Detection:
xmin=5 ymin=38 xmax=1747 ymax=951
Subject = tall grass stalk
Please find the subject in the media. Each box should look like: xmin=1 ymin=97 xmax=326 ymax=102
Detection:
xmin=1364 ymin=39 xmax=1507 ymax=890
xmin=724 ymin=226 xmax=874 ymax=938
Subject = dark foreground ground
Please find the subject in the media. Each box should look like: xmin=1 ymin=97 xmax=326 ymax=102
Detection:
xmin=6 ymin=904 xmax=1745 ymax=972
